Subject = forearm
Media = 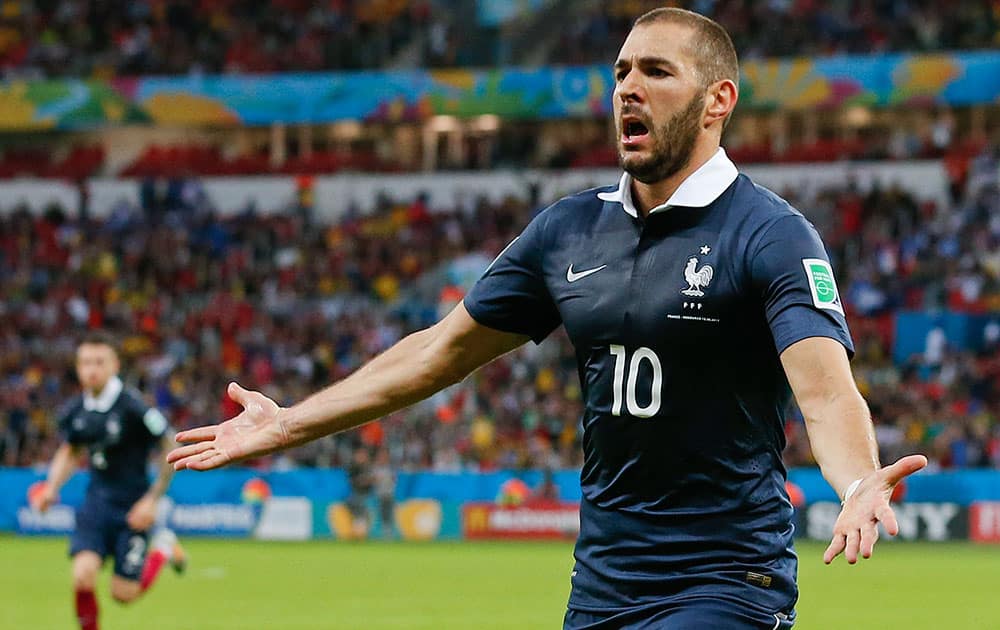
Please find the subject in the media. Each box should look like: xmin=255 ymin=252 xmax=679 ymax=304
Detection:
xmin=280 ymin=323 xmax=483 ymax=445
xmin=145 ymin=434 xmax=176 ymax=499
xmin=45 ymin=444 xmax=79 ymax=492
xmin=802 ymin=389 xmax=880 ymax=499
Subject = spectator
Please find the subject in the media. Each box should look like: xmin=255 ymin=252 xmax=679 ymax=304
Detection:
xmin=3 ymin=145 xmax=1000 ymax=473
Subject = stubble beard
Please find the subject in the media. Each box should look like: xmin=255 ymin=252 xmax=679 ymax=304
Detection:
xmin=619 ymin=93 xmax=704 ymax=185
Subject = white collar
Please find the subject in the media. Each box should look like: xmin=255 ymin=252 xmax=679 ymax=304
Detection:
xmin=83 ymin=376 xmax=124 ymax=412
xmin=597 ymin=147 xmax=739 ymax=218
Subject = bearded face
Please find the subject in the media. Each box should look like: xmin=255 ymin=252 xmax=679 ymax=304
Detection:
xmin=616 ymin=91 xmax=704 ymax=185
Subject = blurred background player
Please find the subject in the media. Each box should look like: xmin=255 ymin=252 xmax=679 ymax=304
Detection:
xmin=372 ymin=448 xmax=398 ymax=539
xmin=30 ymin=332 xmax=186 ymax=630
xmin=345 ymin=447 xmax=374 ymax=537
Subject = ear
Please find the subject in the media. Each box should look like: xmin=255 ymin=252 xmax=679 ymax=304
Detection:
xmin=704 ymin=79 xmax=738 ymax=129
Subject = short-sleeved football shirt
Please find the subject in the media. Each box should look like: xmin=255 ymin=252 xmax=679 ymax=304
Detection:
xmin=464 ymin=148 xmax=852 ymax=615
xmin=58 ymin=376 xmax=169 ymax=506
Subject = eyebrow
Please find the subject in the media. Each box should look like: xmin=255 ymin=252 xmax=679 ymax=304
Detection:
xmin=613 ymin=56 xmax=680 ymax=73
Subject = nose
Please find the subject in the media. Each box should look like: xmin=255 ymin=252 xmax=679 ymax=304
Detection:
xmin=616 ymin=69 xmax=643 ymax=105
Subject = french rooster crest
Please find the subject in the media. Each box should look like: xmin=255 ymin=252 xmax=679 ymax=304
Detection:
xmin=681 ymin=257 xmax=714 ymax=297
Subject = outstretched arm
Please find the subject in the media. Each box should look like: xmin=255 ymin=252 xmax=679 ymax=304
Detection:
xmin=781 ymin=336 xmax=927 ymax=564
xmin=168 ymin=302 xmax=529 ymax=470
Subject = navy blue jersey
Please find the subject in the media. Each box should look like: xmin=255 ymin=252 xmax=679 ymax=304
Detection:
xmin=464 ymin=149 xmax=852 ymax=616
xmin=57 ymin=377 xmax=169 ymax=507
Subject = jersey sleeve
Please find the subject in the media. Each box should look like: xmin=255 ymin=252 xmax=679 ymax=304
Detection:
xmin=56 ymin=399 xmax=83 ymax=445
xmin=751 ymin=214 xmax=854 ymax=357
xmin=463 ymin=209 xmax=562 ymax=344
xmin=126 ymin=391 xmax=170 ymax=444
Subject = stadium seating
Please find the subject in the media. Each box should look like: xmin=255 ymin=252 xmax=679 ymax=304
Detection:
xmin=0 ymin=145 xmax=104 ymax=179
xmin=2 ymin=140 xmax=998 ymax=471
xmin=0 ymin=0 xmax=994 ymax=77
xmin=116 ymin=144 xmax=399 ymax=177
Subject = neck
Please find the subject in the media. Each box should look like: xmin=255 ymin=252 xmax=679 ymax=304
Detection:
xmin=631 ymin=140 xmax=719 ymax=218
xmin=88 ymin=385 xmax=107 ymax=398
xmin=87 ymin=377 xmax=115 ymax=398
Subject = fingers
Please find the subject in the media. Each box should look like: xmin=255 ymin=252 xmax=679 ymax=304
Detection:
xmin=183 ymin=449 xmax=231 ymax=471
xmin=860 ymin=521 xmax=879 ymax=559
xmin=174 ymin=425 xmax=220 ymax=444
xmin=844 ymin=529 xmax=861 ymax=564
xmin=167 ymin=441 xmax=215 ymax=466
xmin=827 ymin=527 xmax=872 ymax=564
xmin=876 ymin=503 xmax=899 ymax=536
xmin=227 ymin=381 xmax=253 ymax=406
xmin=824 ymin=533 xmax=846 ymax=564
xmin=170 ymin=443 xmax=232 ymax=471
xmin=881 ymin=454 xmax=928 ymax=485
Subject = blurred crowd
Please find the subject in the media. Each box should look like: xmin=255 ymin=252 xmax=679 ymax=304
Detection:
xmin=1 ymin=141 xmax=999 ymax=473
xmin=0 ymin=176 xmax=585 ymax=471
xmin=556 ymin=0 xmax=1000 ymax=65
xmin=0 ymin=0 xmax=437 ymax=77
xmin=783 ymin=142 xmax=1000 ymax=469
xmin=1 ymin=0 xmax=997 ymax=79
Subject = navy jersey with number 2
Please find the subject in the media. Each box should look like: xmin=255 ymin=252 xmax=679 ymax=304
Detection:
xmin=464 ymin=149 xmax=852 ymax=625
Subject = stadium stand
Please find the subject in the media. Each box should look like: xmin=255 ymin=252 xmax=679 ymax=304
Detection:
xmin=2 ymin=138 xmax=998 ymax=471
xmin=548 ymin=0 xmax=1000 ymax=65
xmin=0 ymin=0 xmax=996 ymax=78
xmin=1 ymin=0 xmax=437 ymax=77
xmin=0 ymin=1 xmax=998 ymax=487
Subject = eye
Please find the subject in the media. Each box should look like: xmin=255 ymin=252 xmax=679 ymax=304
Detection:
xmin=615 ymin=69 xmax=629 ymax=82
xmin=649 ymin=68 xmax=670 ymax=78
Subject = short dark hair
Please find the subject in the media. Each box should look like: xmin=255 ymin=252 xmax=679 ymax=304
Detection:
xmin=79 ymin=330 xmax=119 ymax=354
xmin=633 ymin=7 xmax=739 ymax=89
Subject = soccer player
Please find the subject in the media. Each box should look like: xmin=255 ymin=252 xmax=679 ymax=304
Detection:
xmin=31 ymin=332 xmax=186 ymax=630
xmin=167 ymin=8 xmax=926 ymax=628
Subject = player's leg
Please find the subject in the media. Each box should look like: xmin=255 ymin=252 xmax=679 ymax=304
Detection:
xmin=108 ymin=528 xmax=149 ymax=604
xmin=112 ymin=526 xmax=184 ymax=601
xmin=146 ymin=527 xmax=187 ymax=578
xmin=70 ymin=551 xmax=102 ymax=630
xmin=109 ymin=575 xmax=143 ymax=604
xmin=155 ymin=497 xmax=187 ymax=574
xmin=69 ymin=507 xmax=107 ymax=630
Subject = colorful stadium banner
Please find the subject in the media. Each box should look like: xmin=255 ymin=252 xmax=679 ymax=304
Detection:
xmin=477 ymin=0 xmax=551 ymax=25
xmin=0 ymin=52 xmax=998 ymax=129
xmin=3 ymin=469 xmax=1000 ymax=542
xmin=461 ymin=502 xmax=580 ymax=540
xmin=0 ymin=79 xmax=149 ymax=130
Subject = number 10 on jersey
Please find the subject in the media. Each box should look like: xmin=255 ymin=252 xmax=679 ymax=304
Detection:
xmin=610 ymin=345 xmax=662 ymax=418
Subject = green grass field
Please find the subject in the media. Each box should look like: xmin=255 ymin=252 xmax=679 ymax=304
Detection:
xmin=2 ymin=537 xmax=998 ymax=629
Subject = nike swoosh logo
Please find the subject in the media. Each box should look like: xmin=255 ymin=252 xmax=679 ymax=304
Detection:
xmin=566 ymin=264 xmax=607 ymax=283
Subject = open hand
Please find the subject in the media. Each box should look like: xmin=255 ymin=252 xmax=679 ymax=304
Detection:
xmin=824 ymin=454 xmax=928 ymax=564
xmin=167 ymin=382 xmax=288 ymax=471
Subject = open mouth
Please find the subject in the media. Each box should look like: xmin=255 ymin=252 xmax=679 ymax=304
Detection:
xmin=622 ymin=117 xmax=649 ymax=145
xmin=625 ymin=120 xmax=649 ymax=138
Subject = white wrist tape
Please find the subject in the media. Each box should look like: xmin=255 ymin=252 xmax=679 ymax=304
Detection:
xmin=842 ymin=478 xmax=863 ymax=504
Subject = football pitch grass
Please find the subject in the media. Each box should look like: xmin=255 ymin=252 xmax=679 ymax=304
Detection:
xmin=2 ymin=537 xmax=998 ymax=629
